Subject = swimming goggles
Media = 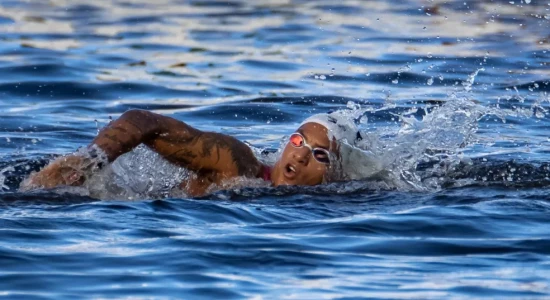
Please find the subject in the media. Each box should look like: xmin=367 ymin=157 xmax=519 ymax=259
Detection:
xmin=289 ymin=133 xmax=331 ymax=164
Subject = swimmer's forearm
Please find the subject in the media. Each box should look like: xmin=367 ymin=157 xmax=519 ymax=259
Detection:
xmin=90 ymin=109 xmax=198 ymax=162
xmin=90 ymin=109 xmax=261 ymax=178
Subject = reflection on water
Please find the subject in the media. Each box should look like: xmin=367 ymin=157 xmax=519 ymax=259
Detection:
xmin=0 ymin=0 xmax=549 ymax=298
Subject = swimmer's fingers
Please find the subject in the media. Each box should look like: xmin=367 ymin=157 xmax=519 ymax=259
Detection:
xmin=59 ymin=166 xmax=86 ymax=186
xmin=22 ymin=156 xmax=87 ymax=190
xmin=22 ymin=167 xmax=65 ymax=190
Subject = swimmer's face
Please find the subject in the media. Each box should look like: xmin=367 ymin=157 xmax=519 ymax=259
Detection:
xmin=272 ymin=122 xmax=334 ymax=187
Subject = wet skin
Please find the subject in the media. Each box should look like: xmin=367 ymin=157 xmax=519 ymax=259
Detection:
xmin=23 ymin=110 xmax=334 ymax=197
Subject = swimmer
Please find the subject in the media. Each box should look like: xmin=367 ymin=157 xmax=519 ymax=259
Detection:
xmin=22 ymin=109 xmax=378 ymax=197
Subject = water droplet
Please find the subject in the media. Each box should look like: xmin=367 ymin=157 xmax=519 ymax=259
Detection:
xmin=427 ymin=52 xmax=433 ymax=58
xmin=365 ymin=73 xmax=370 ymax=76
xmin=319 ymin=75 xmax=326 ymax=80
xmin=427 ymin=77 xmax=434 ymax=85
xmin=392 ymin=79 xmax=399 ymax=84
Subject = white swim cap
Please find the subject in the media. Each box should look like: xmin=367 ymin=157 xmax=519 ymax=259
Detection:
xmin=300 ymin=111 xmax=359 ymax=145
xmin=300 ymin=111 xmax=382 ymax=182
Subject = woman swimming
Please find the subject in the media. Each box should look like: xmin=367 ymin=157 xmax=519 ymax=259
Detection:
xmin=22 ymin=109 xmax=373 ymax=197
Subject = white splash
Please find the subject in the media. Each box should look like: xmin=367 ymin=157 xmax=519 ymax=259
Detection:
xmin=323 ymin=69 xmax=506 ymax=192
xmin=83 ymin=146 xmax=190 ymax=200
xmin=0 ymin=166 xmax=14 ymax=191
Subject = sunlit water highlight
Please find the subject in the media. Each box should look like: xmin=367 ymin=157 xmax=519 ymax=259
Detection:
xmin=0 ymin=0 xmax=550 ymax=298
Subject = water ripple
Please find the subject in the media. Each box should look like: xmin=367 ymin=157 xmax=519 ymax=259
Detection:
xmin=1 ymin=0 xmax=550 ymax=298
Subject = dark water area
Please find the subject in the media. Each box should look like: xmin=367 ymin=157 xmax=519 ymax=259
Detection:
xmin=1 ymin=0 xmax=550 ymax=298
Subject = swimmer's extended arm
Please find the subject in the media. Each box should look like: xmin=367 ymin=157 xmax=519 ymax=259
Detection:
xmin=23 ymin=110 xmax=262 ymax=195
xmin=92 ymin=109 xmax=261 ymax=177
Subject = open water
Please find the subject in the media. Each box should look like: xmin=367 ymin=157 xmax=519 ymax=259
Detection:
xmin=0 ymin=0 xmax=550 ymax=298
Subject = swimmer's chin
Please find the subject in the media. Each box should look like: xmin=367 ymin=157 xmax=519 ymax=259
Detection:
xmin=270 ymin=176 xmax=285 ymax=187
xmin=271 ymin=174 xmax=305 ymax=187
xmin=271 ymin=180 xmax=289 ymax=187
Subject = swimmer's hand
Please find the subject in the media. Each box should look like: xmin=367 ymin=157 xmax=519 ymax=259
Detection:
xmin=20 ymin=155 xmax=89 ymax=191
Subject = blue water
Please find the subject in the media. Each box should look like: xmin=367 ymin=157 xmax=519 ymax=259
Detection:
xmin=1 ymin=0 xmax=550 ymax=298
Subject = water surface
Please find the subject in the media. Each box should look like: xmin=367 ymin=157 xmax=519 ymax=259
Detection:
xmin=1 ymin=0 xmax=549 ymax=298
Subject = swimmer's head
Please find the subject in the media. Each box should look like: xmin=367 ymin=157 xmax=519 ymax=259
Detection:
xmin=271 ymin=112 xmax=359 ymax=186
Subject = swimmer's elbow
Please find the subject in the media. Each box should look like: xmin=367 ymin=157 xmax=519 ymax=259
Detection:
xmin=119 ymin=109 xmax=163 ymax=138
xmin=120 ymin=109 xmax=157 ymax=125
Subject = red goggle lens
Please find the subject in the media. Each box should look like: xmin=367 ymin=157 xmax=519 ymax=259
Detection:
xmin=289 ymin=133 xmax=304 ymax=147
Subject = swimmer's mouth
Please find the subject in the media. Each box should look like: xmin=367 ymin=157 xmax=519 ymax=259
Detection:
xmin=284 ymin=163 xmax=297 ymax=179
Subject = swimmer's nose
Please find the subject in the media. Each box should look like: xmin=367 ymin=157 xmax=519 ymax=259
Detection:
xmin=293 ymin=147 xmax=310 ymax=166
